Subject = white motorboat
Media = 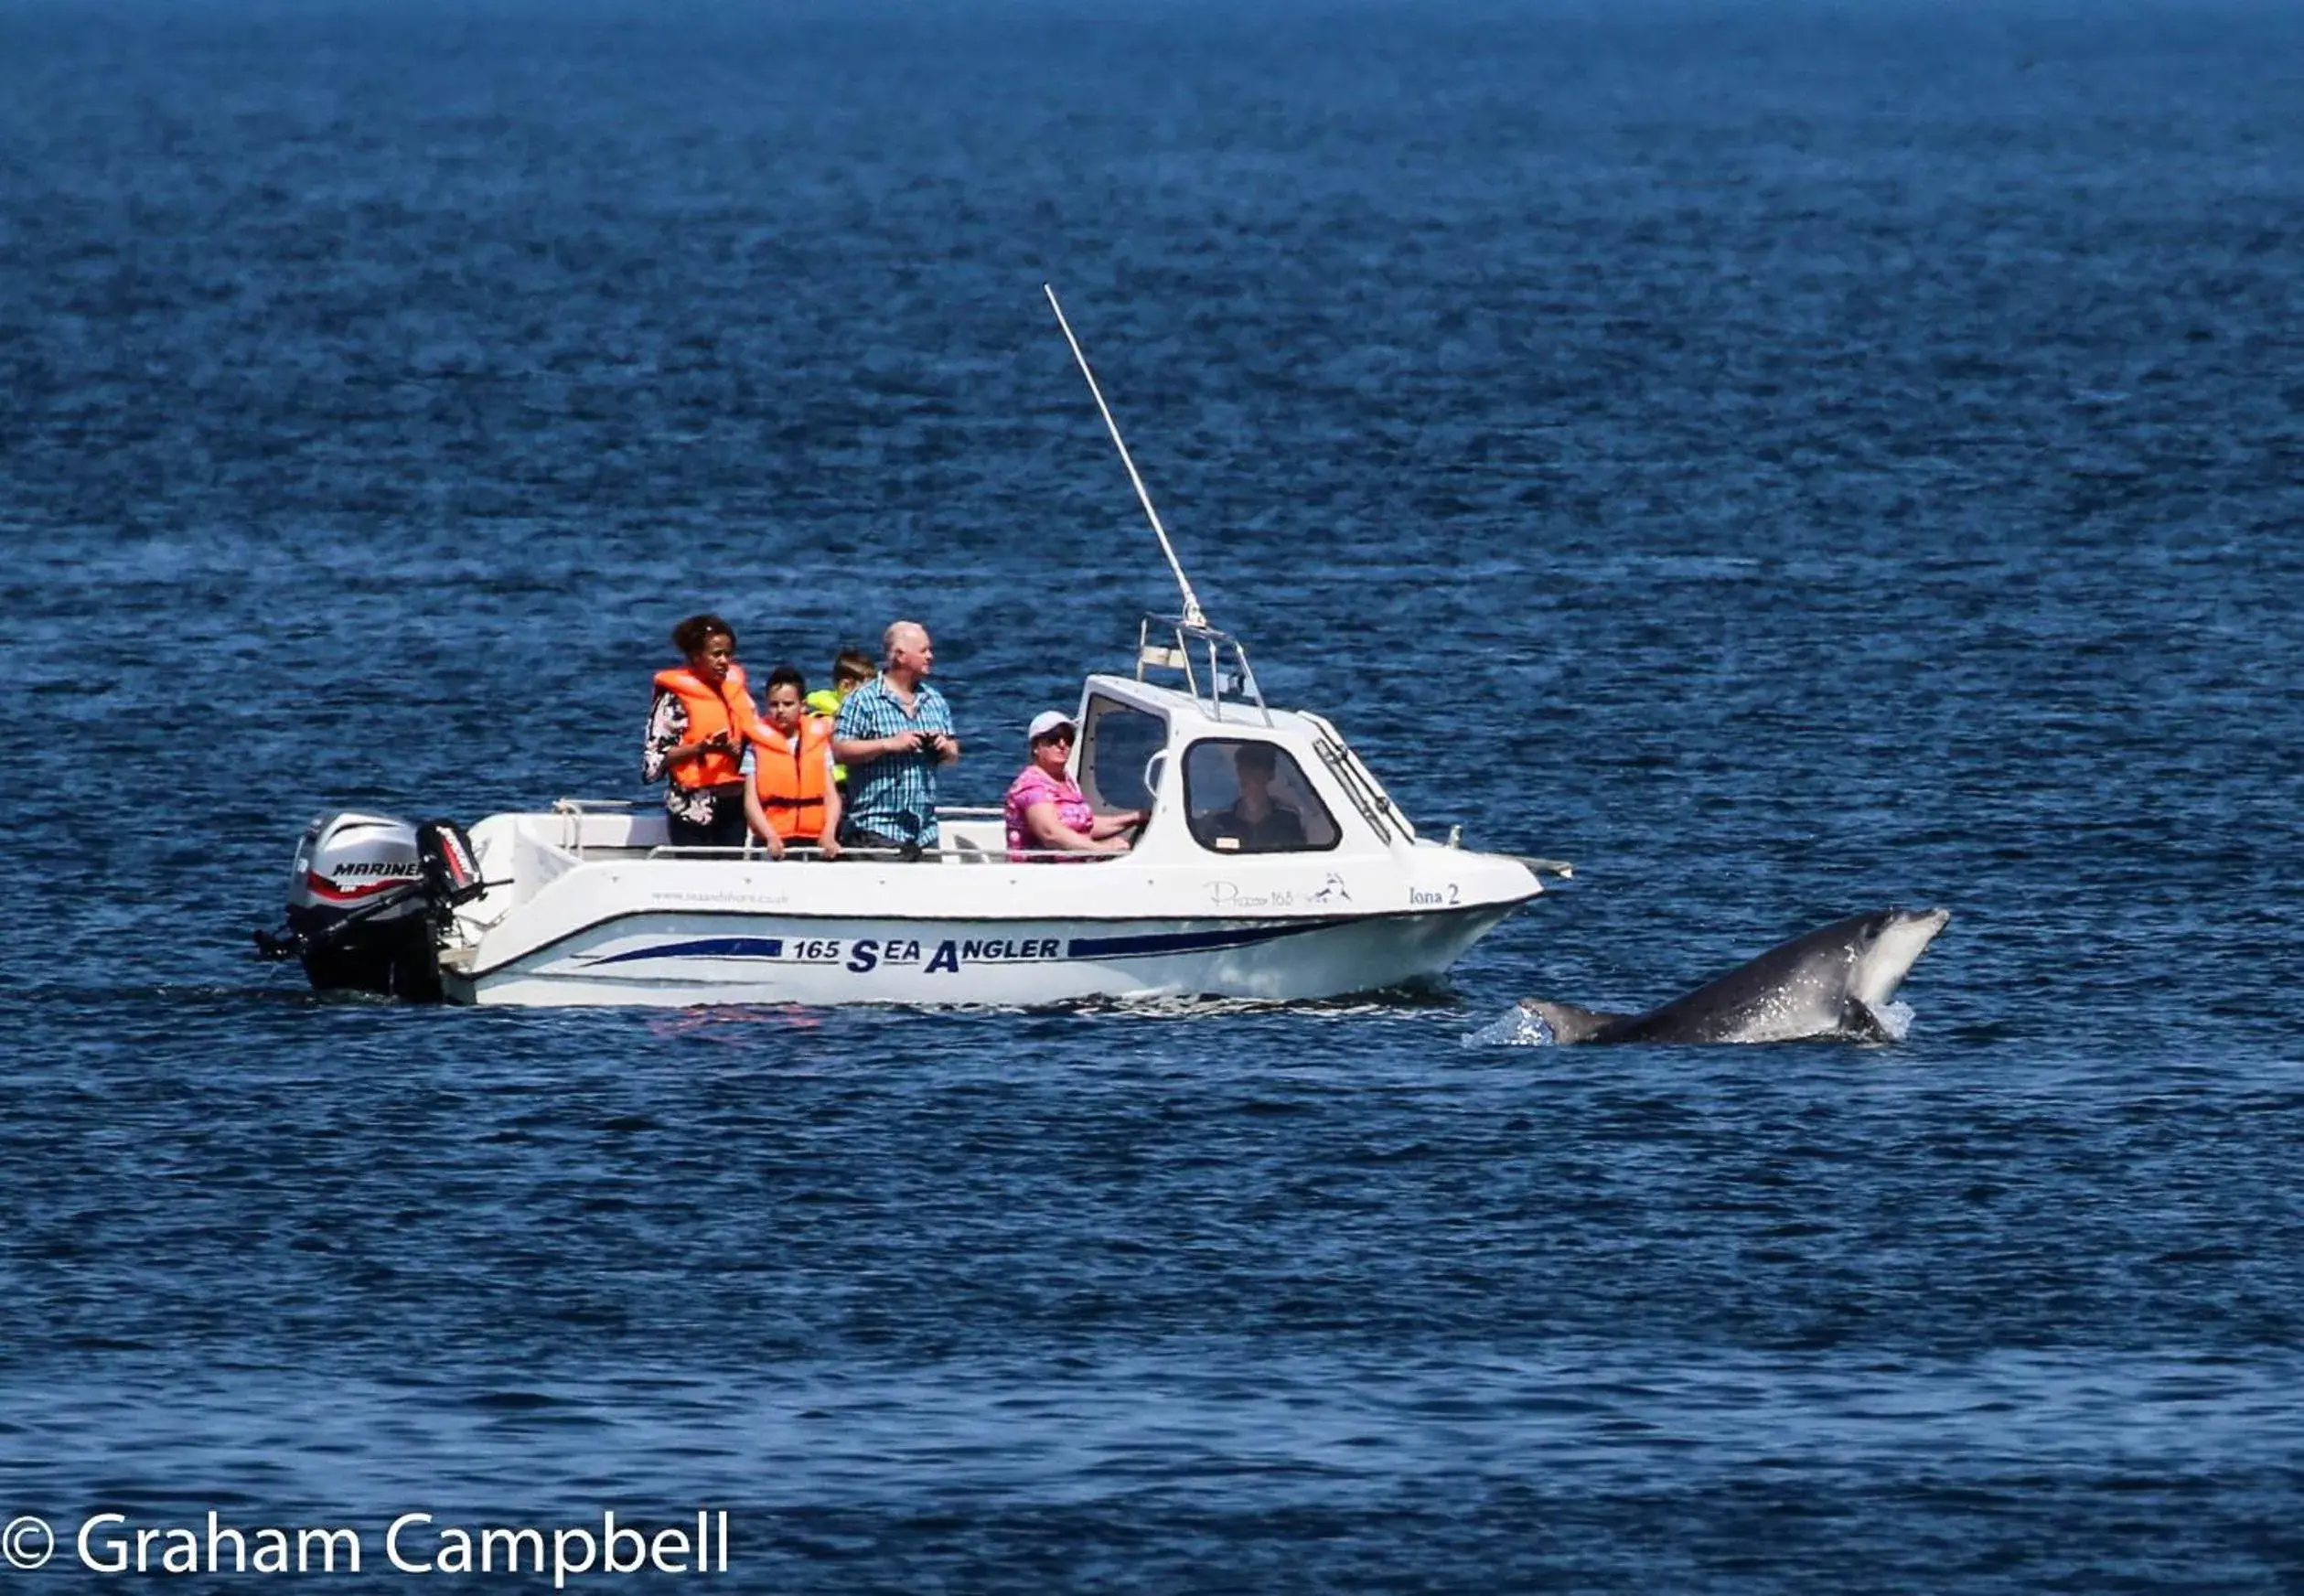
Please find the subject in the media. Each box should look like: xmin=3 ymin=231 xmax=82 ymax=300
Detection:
xmin=265 ymin=616 xmax=1554 ymax=1007
xmin=258 ymin=291 xmax=1562 ymax=1008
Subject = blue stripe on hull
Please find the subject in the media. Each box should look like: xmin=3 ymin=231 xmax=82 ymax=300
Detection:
xmin=1065 ymin=920 xmax=1345 ymax=959
xmin=586 ymin=937 xmax=786 ymax=966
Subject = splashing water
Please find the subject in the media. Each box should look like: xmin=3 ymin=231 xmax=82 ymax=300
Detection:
xmin=1866 ymin=999 xmax=1916 ymax=1042
xmin=1463 ymin=1005 xmax=1556 ymax=1047
xmin=1463 ymin=1001 xmax=1917 ymax=1048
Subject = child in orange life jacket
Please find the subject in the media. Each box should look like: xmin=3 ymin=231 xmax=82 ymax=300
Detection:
xmin=744 ymin=664 xmax=844 ymax=860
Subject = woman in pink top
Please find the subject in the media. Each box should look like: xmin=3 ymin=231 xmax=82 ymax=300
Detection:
xmin=1005 ymin=710 xmax=1146 ymax=862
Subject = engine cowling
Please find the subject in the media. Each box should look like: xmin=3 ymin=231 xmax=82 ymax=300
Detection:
xmin=272 ymin=811 xmax=477 ymax=1000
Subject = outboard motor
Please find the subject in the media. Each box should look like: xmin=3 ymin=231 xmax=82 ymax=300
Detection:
xmin=255 ymin=811 xmax=483 ymax=1001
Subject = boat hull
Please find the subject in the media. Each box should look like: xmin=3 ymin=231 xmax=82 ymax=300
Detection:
xmin=441 ymin=902 xmax=1521 ymax=1008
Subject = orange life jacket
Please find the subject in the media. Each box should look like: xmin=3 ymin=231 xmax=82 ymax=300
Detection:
xmin=654 ymin=663 xmax=758 ymax=789
xmin=749 ymin=715 xmax=834 ymax=841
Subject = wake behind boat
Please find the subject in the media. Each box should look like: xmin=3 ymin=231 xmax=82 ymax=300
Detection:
xmin=256 ymin=291 xmax=1562 ymax=1008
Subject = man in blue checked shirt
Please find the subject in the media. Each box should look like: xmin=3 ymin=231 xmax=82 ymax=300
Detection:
xmin=832 ymin=620 xmax=963 ymax=857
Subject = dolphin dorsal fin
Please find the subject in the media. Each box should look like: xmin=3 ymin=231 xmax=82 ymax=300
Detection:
xmin=1517 ymin=1000 xmax=1631 ymax=1046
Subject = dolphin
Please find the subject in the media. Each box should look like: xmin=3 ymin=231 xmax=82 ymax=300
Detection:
xmin=1519 ymin=907 xmax=1952 ymax=1044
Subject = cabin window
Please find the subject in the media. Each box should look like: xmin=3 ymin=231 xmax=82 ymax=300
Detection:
xmin=1077 ymin=696 xmax=1167 ymax=817
xmin=1182 ymin=740 xmax=1341 ymax=854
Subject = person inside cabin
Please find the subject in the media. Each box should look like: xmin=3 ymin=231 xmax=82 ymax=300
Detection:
xmin=805 ymin=647 xmax=876 ymax=793
xmin=1004 ymin=710 xmax=1145 ymax=862
xmin=745 ymin=664 xmax=843 ymax=861
xmin=1192 ymin=741 xmax=1306 ymax=853
xmin=832 ymin=619 xmax=961 ymax=859
xmin=643 ymin=613 xmax=762 ymax=849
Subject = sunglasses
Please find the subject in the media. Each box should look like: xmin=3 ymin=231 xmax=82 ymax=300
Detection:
xmin=1037 ymin=729 xmax=1077 ymax=745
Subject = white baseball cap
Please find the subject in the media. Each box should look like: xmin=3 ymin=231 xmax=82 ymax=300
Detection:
xmin=1027 ymin=710 xmax=1077 ymax=744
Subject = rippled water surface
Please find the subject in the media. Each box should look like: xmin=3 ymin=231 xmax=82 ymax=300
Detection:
xmin=3 ymin=0 xmax=2301 ymax=1589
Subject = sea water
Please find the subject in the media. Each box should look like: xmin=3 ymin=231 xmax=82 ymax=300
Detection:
xmin=2 ymin=1 xmax=2300 ymax=1589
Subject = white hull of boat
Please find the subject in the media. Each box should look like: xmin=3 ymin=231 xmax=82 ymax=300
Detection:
xmin=442 ymin=900 xmax=1522 ymax=1008
xmin=431 ymin=773 xmax=1545 ymax=1009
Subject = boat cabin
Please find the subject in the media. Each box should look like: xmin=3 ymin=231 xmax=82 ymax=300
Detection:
xmin=930 ymin=616 xmax=1421 ymax=866
xmin=937 ymin=669 xmax=1418 ymax=866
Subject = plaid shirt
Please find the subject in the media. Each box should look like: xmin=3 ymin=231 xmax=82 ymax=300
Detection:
xmin=833 ymin=675 xmax=955 ymax=844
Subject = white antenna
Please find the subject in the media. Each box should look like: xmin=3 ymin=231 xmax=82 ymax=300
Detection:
xmin=1044 ymin=283 xmax=1207 ymax=629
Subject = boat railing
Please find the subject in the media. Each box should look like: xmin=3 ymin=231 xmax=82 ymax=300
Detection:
xmin=642 ymin=841 xmax=1136 ymax=865
xmin=561 ymin=805 xmax=1169 ymax=867
xmin=645 ymin=843 xmax=916 ymax=862
xmin=553 ymin=798 xmax=638 ymax=860
xmin=1135 ymin=614 xmax=1271 ymax=725
xmin=636 ymin=847 xmax=1244 ymax=870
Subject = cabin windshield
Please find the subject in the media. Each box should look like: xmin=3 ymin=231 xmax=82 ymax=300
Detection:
xmin=1077 ymin=695 xmax=1166 ymax=817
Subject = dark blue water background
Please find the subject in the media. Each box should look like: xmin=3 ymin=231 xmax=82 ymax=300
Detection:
xmin=3 ymin=1 xmax=2300 ymax=1588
